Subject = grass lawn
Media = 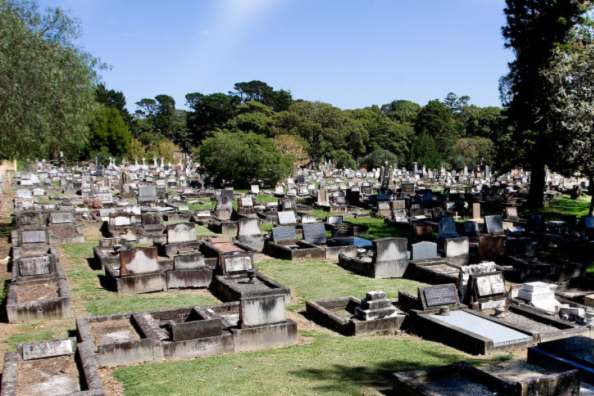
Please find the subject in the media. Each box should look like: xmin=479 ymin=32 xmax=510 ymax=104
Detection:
xmin=257 ymin=259 xmax=426 ymax=310
xmin=112 ymin=331 xmax=512 ymax=396
xmin=60 ymin=241 xmax=218 ymax=316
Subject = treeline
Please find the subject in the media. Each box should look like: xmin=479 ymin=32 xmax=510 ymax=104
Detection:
xmin=91 ymin=80 xmax=513 ymax=171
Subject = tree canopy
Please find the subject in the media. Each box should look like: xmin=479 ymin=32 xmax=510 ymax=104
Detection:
xmin=0 ymin=0 xmax=103 ymax=161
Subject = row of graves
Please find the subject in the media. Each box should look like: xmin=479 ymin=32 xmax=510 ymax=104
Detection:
xmin=4 ymin=160 xmax=594 ymax=394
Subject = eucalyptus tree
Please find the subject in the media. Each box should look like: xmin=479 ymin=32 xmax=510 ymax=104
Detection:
xmin=0 ymin=0 xmax=104 ymax=161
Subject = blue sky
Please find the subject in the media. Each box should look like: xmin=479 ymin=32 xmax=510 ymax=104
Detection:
xmin=39 ymin=0 xmax=513 ymax=112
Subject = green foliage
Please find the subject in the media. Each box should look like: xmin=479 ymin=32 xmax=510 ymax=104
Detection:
xmin=447 ymin=137 xmax=495 ymax=169
xmin=87 ymin=106 xmax=132 ymax=158
xmin=500 ymin=0 xmax=588 ymax=207
xmin=407 ymin=133 xmax=442 ymax=169
xmin=414 ymin=100 xmax=457 ymax=151
xmin=360 ymin=149 xmax=399 ymax=169
xmin=0 ymin=0 xmax=104 ymax=161
xmin=197 ymin=131 xmax=293 ymax=188
xmin=381 ymin=99 xmax=421 ymax=123
xmin=330 ymin=149 xmax=356 ymax=170
xmin=95 ymin=83 xmax=132 ymax=125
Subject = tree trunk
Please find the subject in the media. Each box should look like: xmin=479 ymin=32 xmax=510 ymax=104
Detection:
xmin=527 ymin=156 xmax=546 ymax=209
xmin=588 ymin=174 xmax=594 ymax=216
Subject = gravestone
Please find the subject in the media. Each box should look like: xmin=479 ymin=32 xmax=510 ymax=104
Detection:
xmin=473 ymin=203 xmax=481 ymax=219
xmin=474 ymin=273 xmax=506 ymax=297
xmin=485 ymin=215 xmax=504 ymax=234
xmin=167 ymin=223 xmax=196 ymax=243
xmin=240 ymin=295 xmax=286 ymax=328
xmin=464 ymin=221 xmax=480 ymax=236
xmin=119 ymin=247 xmax=159 ymax=276
xmin=22 ymin=230 xmax=46 ymax=244
xmin=21 ymin=339 xmax=73 ymax=361
xmin=301 ymin=214 xmax=317 ymax=224
xmin=49 ymin=212 xmax=73 ymax=224
xmin=214 ymin=197 xmax=233 ymax=220
xmin=302 ymin=223 xmax=327 ymax=245
xmin=173 ymin=253 xmax=205 ymax=270
xmin=391 ymin=200 xmax=406 ymax=209
xmin=19 ymin=256 xmax=51 ymax=276
xmin=458 ymin=262 xmax=497 ymax=302
xmin=237 ymin=218 xmax=261 ymax=237
xmin=422 ymin=284 xmax=458 ymax=307
xmin=438 ymin=218 xmax=458 ymax=239
xmin=327 ymin=216 xmax=343 ymax=225
xmin=272 ymin=226 xmax=297 ymax=242
xmin=220 ymin=252 xmax=254 ymax=274
xmin=332 ymin=222 xmax=353 ymax=237
xmin=445 ymin=237 xmax=469 ymax=259
xmin=138 ymin=186 xmax=158 ymax=203
xmin=505 ymin=207 xmax=519 ymax=221
xmin=411 ymin=241 xmax=438 ymax=261
xmin=373 ymin=237 xmax=408 ymax=278
xmin=278 ymin=211 xmax=297 ymax=225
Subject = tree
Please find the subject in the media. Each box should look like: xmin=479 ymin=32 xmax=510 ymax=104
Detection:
xmin=360 ymin=149 xmax=399 ymax=169
xmin=500 ymin=0 xmax=587 ymax=208
xmin=0 ymin=0 xmax=104 ymax=161
xmin=272 ymin=101 xmax=368 ymax=162
xmin=125 ymin=139 xmax=146 ymax=162
xmin=346 ymin=106 xmax=412 ymax=157
xmin=197 ymin=131 xmax=293 ymax=188
xmin=407 ymin=133 xmax=442 ymax=170
xmin=273 ymin=135 xmax=309 ymax=166
xmin=381 ymin=100 xmax=421 ymax=123
xmin=544 ymin=39 xmax=594 ymax=213
xmin=186 ymin=92 xmax=241 ymax=144
xmin=331 ymin=149 xmax=357 ymax=170
xmin=414 ymin=100 xmax=457 ymax=151
xmin=229 ymin=80 xmax=293 ymax=111
xmin=95 ymin=84 xmax=132 ymax=125
xmin=87 ymin=107 xmax=132 ymax=159
xmin=147 ymin=140 xmax=181 ymax=164
xmin=450 ymin=137 xmax=496 ymax=169
xmin=443 ymin=92 xmax=470 ymax=115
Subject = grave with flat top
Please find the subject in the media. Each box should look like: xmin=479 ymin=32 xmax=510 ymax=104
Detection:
xmin=266 ymin=226 xmax=325 ymax=261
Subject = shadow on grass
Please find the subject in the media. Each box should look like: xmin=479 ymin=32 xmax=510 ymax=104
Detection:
xmin=288 ymin=349 xmax=513 ymax=395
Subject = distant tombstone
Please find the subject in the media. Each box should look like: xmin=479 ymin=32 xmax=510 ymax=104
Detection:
xmin=301 ymin=214 xmax=317 ymax=224
xmin=19 ymin=256 xmax=51 ymax=276
xmin=272 ymin=226 xmax=297 ymax=241
xmin=327 ymin=216 xmax=343 ymax=225
xmin=372 ymin=237 xmax=408 ymax=278
xmin=438 ymin=218 xmax=457 ymax=239
xmin=278 ymin=211 xmax=297 ymax=225
xmin=240 ymin=295 xmax=286 ymax=328
xmin=422 ymin=284 xmax=458 ymax=308
xmin=22 ymin=230 xmax=46 ymax=244
xmin=274 ymin=185 xmax=284 ymax=194
xmin=458 ymin=262 xmax=497 ymax=302
xmin=302 ymin=223 xmax=327 ymax=244
xmin=484 ymin=215 xmax=504 ymax=234
xmin=411 ymin=241 xmax=438 ymax=261
xmin=119 ymin=247 xmax=159 ymax=275
xmin=251 ymin=185 xmax=260 ymax=194
xmin=237 ymin=218 xmax=261 ymax=237
xmin=138 ymin=186 xmax=158 ymax=202
xmin=49 ymin=212 xmax=73 ymax=224
xmin=174 ymin=253 xmax=205 ymax=270
xmin=166 ymin=222 xmax=196 ymax=243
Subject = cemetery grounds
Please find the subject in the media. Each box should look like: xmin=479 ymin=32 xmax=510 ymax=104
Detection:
xmin=0 ymin=184 xmax=592 ymax=395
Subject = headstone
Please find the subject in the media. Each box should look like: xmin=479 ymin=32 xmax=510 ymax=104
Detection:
xmin=166 ymin=223 xmax=196 ymax=243
xmin=21 ymin=339 xmax=73 ymax=361
xmin=473 ymin=203 xmax=481 ymax=219
xmin=220 ymin=252 xmax=253 ymax=274
xmin=22 ymin=230 xmax=46 ymax=244
xmin=119 ymin=247 xmax=159 ymax=275
xmin=49 ymin=212 xmax=73 ymax=224
xmin=240 ymin=295 xmax=286 ymax=328
xmin=438 ymin=217 xmax=457 ymax=239
xmin=277 ymin=211 xmax=297 ymax=225
xmin=411 ymin=241 xmax=438 ymax=261
xmin=237 ymin=218 xmax=262 ymax=237
xmin=272 ymin=226 xmax=297 ymax=241
xmin=485 ymin=215 xmax=504 ymax=234
xmin=19 ymin=256 xmax=51 ymax=276
xmin=174 ymin=253 xmax=205 ymax=270
xmin=138 ymin=185 xmax=158 ymax=202
xmin=474 ymin=273 xmax=506 ymax=297
xmin=423 ymin=285 xmax=458 ymax=307
xmin=302 ymin=223 xmax=327 ymax=245
xmin=458 ymin=262 xmax=497 ymax=302
xmin=373 ymin=237 xmax=408 ymax=278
